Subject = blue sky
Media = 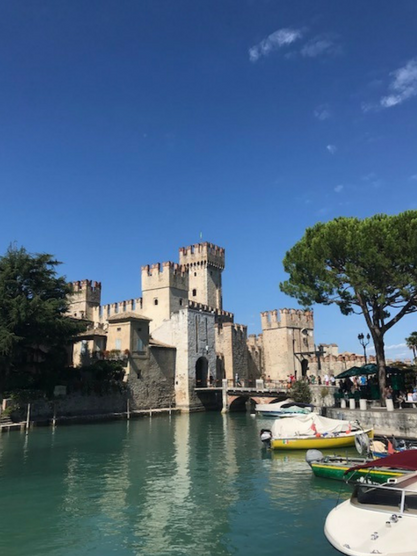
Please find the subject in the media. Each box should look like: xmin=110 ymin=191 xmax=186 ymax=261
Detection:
xmin=1 ymin=1 xmax=417 ymax=360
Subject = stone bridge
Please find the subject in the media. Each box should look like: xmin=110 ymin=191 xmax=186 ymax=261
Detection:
xmin=224 ymin=387 xmax=287 ymax=412
xmin=195 ymin=381 xmax=288 ymax=412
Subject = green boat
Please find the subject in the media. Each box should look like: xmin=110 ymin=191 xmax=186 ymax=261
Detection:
xmin=305 ymin=450 xmax=407 ymax=484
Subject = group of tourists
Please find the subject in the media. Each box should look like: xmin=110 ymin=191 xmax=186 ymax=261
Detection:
xmin=305 ymin=374 xmax=336 ymax=386
xmin=387 ymin=386 xmax=417 ymax=408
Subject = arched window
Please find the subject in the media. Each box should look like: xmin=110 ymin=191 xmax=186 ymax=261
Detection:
xmin=192 ymin=289 xmax=197 ymax=296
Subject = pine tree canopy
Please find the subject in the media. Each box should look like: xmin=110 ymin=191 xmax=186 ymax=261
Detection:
xmin=280 ymin=211 xmax=417 ymax=398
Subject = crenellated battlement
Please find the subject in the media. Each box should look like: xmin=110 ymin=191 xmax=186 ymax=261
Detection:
xmin=69 ymin=279 xmax=102 ymax=316
xmin=100 ymin=298 xmax=143 ymax=320
xmin=141 ymin=261 xmax=189 ymax=292
xmin=261 ymin=308 xmax=314 ymax=330
xmin=221 ymin=322 xmax=247 ymax=334
xmin=187 ymin=300 xmax=233 ymax=322
xmin=141 ymin=261 xmax=187 ymax=276
xmin=72 ymin=279 xmax=102 ymax=293
xmin=179 ymin=242 xmax=225 ymax=269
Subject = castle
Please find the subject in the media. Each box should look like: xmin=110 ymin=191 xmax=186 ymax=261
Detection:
xmin=68 ymin=242 xmax=374 ymax=411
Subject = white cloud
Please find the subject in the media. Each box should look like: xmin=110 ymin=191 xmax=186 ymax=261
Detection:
xmin=380 ymin=58 xmax=417 ymax=109
xmin=361 ymin=101 xmax=376 ymax=113
xmin=249 ymin=28 xmax=303 ymax=62
xmin=334 ymin=184 xmax=344 ymax=193
xmin=362 ymin=172 xmax=377 ymax=182
xmin=301 ymin=34 xmax=340 ymax=58
xmin=327 ymin=144 xmax=337 ymax=154
xmin=361 ymin=172 xmax=383 ymax=189
xmin=314 ymin=104 xmax=331 ymax=121
xmin=368 ymin=342 xmax=413 ymax=361
xmin=317 ymin=207 xmax=331 ymax=216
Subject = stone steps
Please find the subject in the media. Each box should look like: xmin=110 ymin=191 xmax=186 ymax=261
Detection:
xmin=0 ymin=414 xmax=14 ymax=426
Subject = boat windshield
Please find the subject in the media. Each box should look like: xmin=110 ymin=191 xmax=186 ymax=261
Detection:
xmin=352 ymin=485 xmax=402 ymax=512
xmin=404 ymin=492 xmax=417 ymax=515
xmin=352 ymin=484 xmax=417 ymax=515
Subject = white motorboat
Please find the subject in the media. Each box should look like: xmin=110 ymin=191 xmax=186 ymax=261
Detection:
xmin=325 ymin=450 xmax=417 ymax=556
xmin=255 ymin=398 xmax=313 ymax=418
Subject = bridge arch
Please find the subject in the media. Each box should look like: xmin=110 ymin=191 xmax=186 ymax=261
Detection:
xmin=228 ymin=396 xmax=248 ymax=412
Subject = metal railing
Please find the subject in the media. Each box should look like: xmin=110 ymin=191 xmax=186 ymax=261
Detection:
xmin=352 ymin=480 xmax=417 ymax=516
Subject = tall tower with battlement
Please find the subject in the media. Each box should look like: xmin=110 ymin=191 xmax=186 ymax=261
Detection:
xmin=260 ymin=308 xmax=315 ymax=380
xmin=179 ymin=242 xmax=225 ymax=310
xmin=141 ymin=262 xmax=189 ymax=331
xmin=69 ymin=280 xmax=102 ymax=321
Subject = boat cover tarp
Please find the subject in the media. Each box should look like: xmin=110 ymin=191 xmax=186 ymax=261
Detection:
xmin=256 ymin=399 xmax=313 ymax=413
xmin=270 ymin=414 xmax=357 ymax=438
xmin=346 ymin=449 xmax=417 ymax=474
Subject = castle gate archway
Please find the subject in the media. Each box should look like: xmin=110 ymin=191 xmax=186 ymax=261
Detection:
xmin=196 ymin=357 xmax=209 ymax=388
xmin=301 ymin=359 xmax=309 ymax=377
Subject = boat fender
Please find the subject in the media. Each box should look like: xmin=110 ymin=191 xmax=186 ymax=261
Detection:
xmin=305 ymin=449 xmax=324 ymax=465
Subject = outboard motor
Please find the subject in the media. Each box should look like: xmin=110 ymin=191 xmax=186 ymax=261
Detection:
xmin=260 ymin=429 xmax=272 ymax=448
xmin=355 ymin=433 xmax=370 ymax=456
xmin=305 ymin=449 xmax=324 ymax=466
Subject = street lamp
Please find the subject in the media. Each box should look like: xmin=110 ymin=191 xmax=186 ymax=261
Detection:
xmin=358 ymin=333 xmax=371 ymax=364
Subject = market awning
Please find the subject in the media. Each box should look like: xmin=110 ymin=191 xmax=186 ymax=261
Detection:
xmin=335 ymin=363 xmax=409 ymax=380
xmin=334 ymin=366 xmax=368 ymax=379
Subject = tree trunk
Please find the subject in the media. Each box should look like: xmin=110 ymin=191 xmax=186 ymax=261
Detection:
xmin=373 ymin=332 xmax=387 ymax=403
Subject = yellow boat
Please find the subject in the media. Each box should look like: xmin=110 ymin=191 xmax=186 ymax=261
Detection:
xmin=270 ymin=429 xmax=374 ymax=450
xmin=261 ymin=414 xmax=374 ymax=451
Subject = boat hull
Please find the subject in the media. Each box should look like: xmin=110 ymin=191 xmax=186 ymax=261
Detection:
xmin=311 ymin=461 xmax=405 ymax=483
xmin=270 ymin=429 xmax=374 ymax=450
xmin=256 ymin=410 xmax=311 ymax=418
xmin=324 ymin=495 xmax=417 ymax=556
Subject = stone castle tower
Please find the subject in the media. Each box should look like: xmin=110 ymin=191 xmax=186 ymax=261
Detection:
xmin=179 ymin=243 xmax=225 ymax=310
xmin=69 ymin=280 xmax=102 ymax=321
xmin=260 ymin=309 xmax=315 ymax=380
xmin=141 ymin=262 xmax=189 ymax=332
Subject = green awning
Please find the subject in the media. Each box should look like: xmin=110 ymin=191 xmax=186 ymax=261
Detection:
xmin=334 ymin=366 xmax=366 ymax=379
xmin=334 ymin=363 xmax=408 ymax=380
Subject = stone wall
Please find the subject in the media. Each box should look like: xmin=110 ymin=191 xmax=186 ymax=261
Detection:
xmin=310 ymin=384 xmax=338 ymax=408
xmin=151 ymin=307 xmax=217 ymax=411
xmin=27 ymin=392 xmax=128 ymax=420
xmin=216 ymin=323 xmax=248 ymax=383
xmin=327 ymin=407 xmax=417 ymax=438
xmin=128 ymin=345 xmax=176 ymax=410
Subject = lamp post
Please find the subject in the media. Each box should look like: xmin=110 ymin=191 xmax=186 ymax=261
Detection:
xmin=358 ymin=333 xmax=371 ymax=364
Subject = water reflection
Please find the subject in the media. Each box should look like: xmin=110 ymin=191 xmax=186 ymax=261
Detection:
xmin=0 ymin=415 xmax=342 ymax=556
xmin=130 ymin=415 xmax=186 ymax=554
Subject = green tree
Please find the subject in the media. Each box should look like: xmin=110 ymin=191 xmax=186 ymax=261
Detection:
xmin=405 ymin=332 xmax=417 ymax=361
xmin=280 ymin=211 xmax=417 ymax=400
xmin=290 ymin=380 xmax=312 ymax=403
xmin=0 ymin=245 xmax=85 ymax=394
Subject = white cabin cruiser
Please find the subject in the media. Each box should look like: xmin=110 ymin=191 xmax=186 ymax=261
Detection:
xmin=255 ymin=398 xmax=313 ymax=418
xmin=325 ymin=450 xmax=417 ymax=556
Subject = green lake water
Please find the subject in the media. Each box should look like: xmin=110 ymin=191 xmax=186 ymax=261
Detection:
xmin=0 ymin=413 xmax=348 ymax=556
